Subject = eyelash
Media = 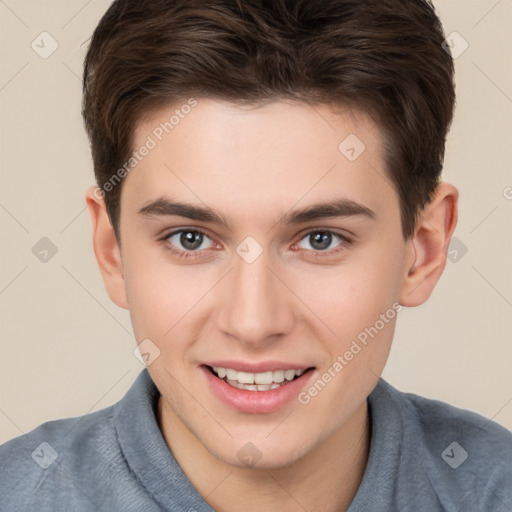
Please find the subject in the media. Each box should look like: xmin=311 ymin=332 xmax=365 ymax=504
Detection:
xmin=159 ymin=228 xmax=353 ymax=260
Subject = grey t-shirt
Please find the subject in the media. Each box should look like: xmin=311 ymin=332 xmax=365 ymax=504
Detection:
xmin=1 ymin=369 xmax=511 ymax=511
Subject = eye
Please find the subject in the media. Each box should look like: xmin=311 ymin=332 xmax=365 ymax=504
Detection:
xmin=296 ymin=230 xmax=348 ymax=252
xmin=165 ymin=229 xmax=216 ymax=252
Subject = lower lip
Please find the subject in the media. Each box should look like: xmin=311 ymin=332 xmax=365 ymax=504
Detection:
xmin=201 ymin=366 xmax=315 ymax=414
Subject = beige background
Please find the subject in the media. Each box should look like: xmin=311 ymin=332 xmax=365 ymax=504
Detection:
xmin=1 ymin=0 xmax=511 ymax=444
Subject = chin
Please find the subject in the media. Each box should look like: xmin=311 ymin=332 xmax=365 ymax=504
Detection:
xmin=206 ymin=433 xmax=315 ymax=470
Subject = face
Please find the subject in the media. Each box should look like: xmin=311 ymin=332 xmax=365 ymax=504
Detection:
xmin=117 ymin=99 xmax=413 ymax=468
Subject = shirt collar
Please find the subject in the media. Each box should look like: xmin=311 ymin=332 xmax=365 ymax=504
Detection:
xmin=115 ymin=369 xmax=428 ymax=511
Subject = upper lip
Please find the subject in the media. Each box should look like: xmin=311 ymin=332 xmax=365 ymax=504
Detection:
xmin=202 ymin=360 xmax=314 ymax=373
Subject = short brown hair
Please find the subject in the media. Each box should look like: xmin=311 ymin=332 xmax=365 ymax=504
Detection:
xmin=82 ymin=0 xmax=455 ymax=240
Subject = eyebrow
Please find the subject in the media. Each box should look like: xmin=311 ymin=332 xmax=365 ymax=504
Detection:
xmin=137 ymin=197 xmax=376 ymax=226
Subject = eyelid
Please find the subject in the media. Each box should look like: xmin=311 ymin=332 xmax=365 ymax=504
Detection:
xmin=297 ymin=227 xmax=353 ymax=241
xmin=161 ymin=226 xmax=215 ymax=245
xmin=159 ymin=226 xmax=353 ymax=259
xmin=160 ymin=227 xmax=216 ymax=243
xmin=159 ymin=227 xmax=221 ymax=259
xmin=292 ymin=229 xmax=353 ymax=252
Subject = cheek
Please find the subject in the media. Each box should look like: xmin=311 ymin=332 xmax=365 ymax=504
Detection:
xmin=123 ymin=251 xmax=231 ymax=376
xmin=290 ymin=243 xmax=405 ymax=365
xmin=122 ymin=246 xmax=206 ymax=339
xmin=296 ymin=263 xmax=400 ymax=335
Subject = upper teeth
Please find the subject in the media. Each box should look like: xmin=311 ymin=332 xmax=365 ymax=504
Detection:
xmin=212 ymin=367 xmax=305 ymax=385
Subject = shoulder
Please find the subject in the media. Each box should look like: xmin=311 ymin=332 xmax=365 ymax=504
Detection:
xmin=400 ymin=385 xmax=512 ymax=467
xmin=0 ymin=404 xmax=120 ymax=511
xmin=378 ymin=380 xmax=512 ymax=510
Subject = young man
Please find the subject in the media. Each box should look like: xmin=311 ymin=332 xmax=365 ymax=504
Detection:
xmin=1 ymin=0 xmax=511 ymax=510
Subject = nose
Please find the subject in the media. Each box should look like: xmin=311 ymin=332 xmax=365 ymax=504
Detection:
xmin=215 ymin=250 xmax=295 ymax=348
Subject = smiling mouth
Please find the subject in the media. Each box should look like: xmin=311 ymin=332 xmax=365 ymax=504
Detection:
xmin=206 ymin=365 xmax=314 ymax=391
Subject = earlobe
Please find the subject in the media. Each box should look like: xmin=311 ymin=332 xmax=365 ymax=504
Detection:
xmin=399 ymin=182 xmax=458 ymax=307
xmin=85 ymin=186 xmax=129 ymax=309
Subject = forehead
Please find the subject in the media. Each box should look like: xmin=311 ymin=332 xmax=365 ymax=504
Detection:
xmin=123 ymin=98 xmax=397 ymax=225
xmin=134 ymin=98 xmax=383 ymax=161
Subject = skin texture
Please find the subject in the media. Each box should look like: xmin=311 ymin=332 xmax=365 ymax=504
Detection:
xmin=86 ymin=99 xmax=458 ymax=511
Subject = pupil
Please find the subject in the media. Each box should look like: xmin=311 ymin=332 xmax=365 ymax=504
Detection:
xmin=181 ymin=231 xmax=202 ymax=250
xmin=311 ymin=232 xmax=331 ymax=250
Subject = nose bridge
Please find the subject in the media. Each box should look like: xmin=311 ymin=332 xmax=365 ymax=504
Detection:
xmin=217 ymin=249 xmax=294 ymax=344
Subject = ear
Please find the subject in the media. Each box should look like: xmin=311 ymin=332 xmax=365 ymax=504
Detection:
xmin=399 ymin=182 xmax=458 ymax=307
xmin=85 ymin=186 xmax=128 ymax=309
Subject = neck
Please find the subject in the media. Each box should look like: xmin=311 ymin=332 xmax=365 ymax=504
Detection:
xmin=157 ymin=398 xmax=370 ymax=512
